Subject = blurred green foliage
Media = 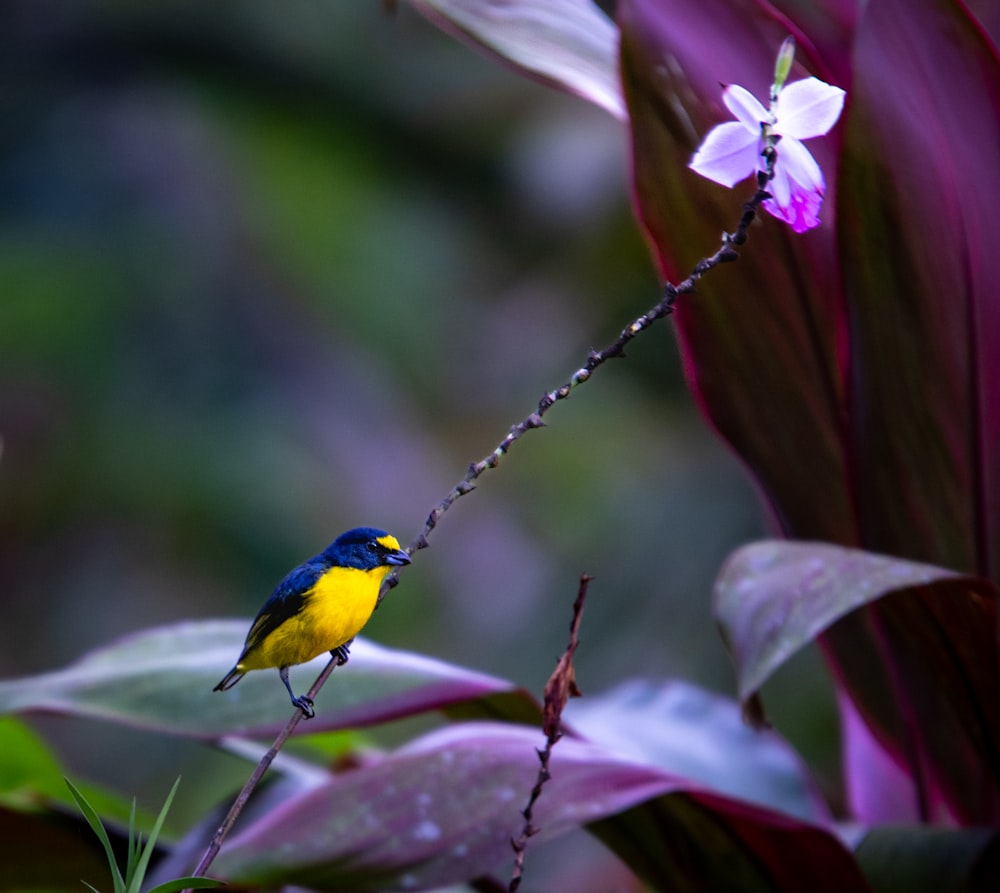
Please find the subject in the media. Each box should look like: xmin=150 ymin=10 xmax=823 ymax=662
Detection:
xmin=1 ymin=0 xmax=837 ymax=811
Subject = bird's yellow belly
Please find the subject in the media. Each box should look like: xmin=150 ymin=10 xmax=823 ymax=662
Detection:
xmin=239 ymin=565 xmax=387 ymax=671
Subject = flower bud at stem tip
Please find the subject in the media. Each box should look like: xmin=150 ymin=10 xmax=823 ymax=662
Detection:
xmin=772 ymin=36 xmax=795 ymax=99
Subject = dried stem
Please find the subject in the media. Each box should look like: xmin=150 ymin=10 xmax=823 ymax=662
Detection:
xmin=509 ymin=573 xmax=590 ymax=892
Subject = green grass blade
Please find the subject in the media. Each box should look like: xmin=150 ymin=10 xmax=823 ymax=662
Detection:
xmin=125 ymin=777 xmax=181 ymax=893
xmin=65 ymin=777 xmax=127 ymax=893
xmin=124 ymin=798 xmax=139 ymax=886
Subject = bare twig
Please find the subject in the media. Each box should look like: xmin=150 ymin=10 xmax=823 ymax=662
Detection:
xmin=378 ymin=166 xmax=775 ymax=606
xmin=186 ymin=655 xmax=343 ymax=885
xmin=509 ymin=574 xmax=590 ymax=892
xmin=193 ymin=160 xmax=776 ymax=888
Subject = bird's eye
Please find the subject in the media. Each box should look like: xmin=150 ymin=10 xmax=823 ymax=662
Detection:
xmin=366 ymin=541 xmax=380 ymax=553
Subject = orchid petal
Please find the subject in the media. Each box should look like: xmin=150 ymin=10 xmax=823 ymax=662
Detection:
xmin=763 ymin=137 xmax=826 ymax=232
xmin=762 ymin=194 xmax=821 ymax=232
xmin=779 ymin=136 xmax=825 ymax=193
xmin=775 ymin=77 xmax=846 ymax=140
xmin=769 ymin=159 xmax=792 ymax=208
xmin=689 ymin=121 xmax=759 ymax=187
xmin=763 ymin=187 xmax=823 ymax=233
xmin=723 ymin=84 xmax=769 ymax=132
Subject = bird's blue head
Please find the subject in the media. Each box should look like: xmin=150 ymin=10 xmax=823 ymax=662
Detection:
xmin=322 ymin=527 xmax=411 ymax=570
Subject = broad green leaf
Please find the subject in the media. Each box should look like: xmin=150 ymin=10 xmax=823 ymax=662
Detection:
xmin=0 ymin=717 xmax=68 ymax=808
xmin=213 ymin=721 xmax=865 ymax=892
xmin=409 ymin=0 xmax=625 ymax=118
xmin=0 ymin=718 xmax=153 ymax=834
xmin=715 ymin=541 xmax=1000 ymax=823
xmin=0 ymin=621 xmax=540 ymax=738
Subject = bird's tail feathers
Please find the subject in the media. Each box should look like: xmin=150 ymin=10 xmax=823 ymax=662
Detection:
xmin=213 ymin=667 xmax=244 ymax=692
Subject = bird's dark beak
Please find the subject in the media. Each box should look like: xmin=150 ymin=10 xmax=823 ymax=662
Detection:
xmin=386 ymin=548 xmax=411 ymax=567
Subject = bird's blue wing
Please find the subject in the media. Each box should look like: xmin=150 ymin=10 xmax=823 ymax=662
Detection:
xmin=241 ymin=562 xmax=324 ymax=655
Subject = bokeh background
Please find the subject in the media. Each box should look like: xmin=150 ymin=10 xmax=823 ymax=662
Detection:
xmin=1 ymin=0 xmax=835 ymax=816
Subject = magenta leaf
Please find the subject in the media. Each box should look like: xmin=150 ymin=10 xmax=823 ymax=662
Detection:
xmin=620 ymin=0 xmax=1000 ymax=826
xmin=840 ymin=691 xmax=925 ymax=824
xmin=837 ymin=0 xmax=1000 ymax=576
xmin=831 ymin=0 xmax=1000 ymax=824
xmin=591 ymin=791 xmax=870 ymax=893
xmin=618 ymin=0 xmax=1000 ymax=559
xmin=212 ymin=721 xmax=868 ymax=892
xmin=715 ymin=541 xmax=1000 ymax=823
xmin=564 ymin=679 xmax=830 ymax=823
xmin=0 ymin=621 xmax=540 ymax=738
xmin=618 ymin=0 xmax=856 ymax=542
xmin=408 ymin=0 xmax=625 ymax=118
xmin=714 ymin=541 xmax=976 ymax=701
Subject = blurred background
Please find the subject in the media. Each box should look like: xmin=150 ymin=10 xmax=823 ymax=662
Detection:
xmin=1 ymin=0 xmax=836 ymax=819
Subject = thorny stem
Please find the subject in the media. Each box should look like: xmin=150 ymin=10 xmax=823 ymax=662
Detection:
xmin=509 ymin=574 xmax=590 ymax=892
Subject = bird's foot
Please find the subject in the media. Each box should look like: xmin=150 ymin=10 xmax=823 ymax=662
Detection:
xmin=292 ymin=695 xmax=315 ymax=719
xmin=331 ymin=644 xmax=351 ymax=666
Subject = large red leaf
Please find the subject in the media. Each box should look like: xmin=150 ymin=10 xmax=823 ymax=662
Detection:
xmin=828 ymin=0 xmax=1000 ymax=825
xmin=617 ymin=0 xmax=856 ymax=542
xmin=212 ymin=722 xmax=869 ymax=892
xmin=838 ymin=0 xmax=1000 ymax=576
xmin=715 ymin=541 xmax=1000 ymax=823
xmin=619 ymin=0 xmax=1000 ymax=565
xmin=840 ymin=691 xmax=926 ymax=823
xmin=620 ymin=0 xmax=1000 ymax=825
xmin=590 ymin=788 xmax=869 ymax=893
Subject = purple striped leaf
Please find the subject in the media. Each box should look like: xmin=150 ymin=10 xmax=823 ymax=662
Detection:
xmin=0 ymin=621 xmax=540 ymax=738
xmin=212 ymin=721 xmax=868 ymax=892
xmin=715 ymin=541 xmax=1000 ymax=823
xmin=409 ymin=0 xmax=625 ymax=118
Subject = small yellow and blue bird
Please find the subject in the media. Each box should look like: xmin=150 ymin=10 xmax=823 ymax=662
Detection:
xmin=214 ymin=527 xmax=410 ymax=718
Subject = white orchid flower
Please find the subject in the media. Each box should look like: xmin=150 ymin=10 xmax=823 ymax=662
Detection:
xmin=690 ymin=77 xmax=846 ymax=232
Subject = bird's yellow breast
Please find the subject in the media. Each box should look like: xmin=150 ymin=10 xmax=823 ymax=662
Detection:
xmin=237 ymin=564 xmax=390 ymax=672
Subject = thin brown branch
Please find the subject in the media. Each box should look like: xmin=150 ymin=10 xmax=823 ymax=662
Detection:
xmin=191 ymin=156 xmax=776 ymax=890
xmin=186 ymin=654 xmax=343 ymax=885
xmin=377 ymin=169 xmax=775 ymax=606
xmin=509 ymin=573 xmax=591 ymax=892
